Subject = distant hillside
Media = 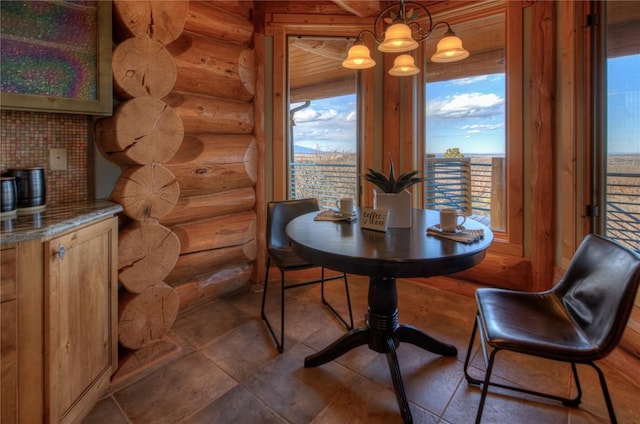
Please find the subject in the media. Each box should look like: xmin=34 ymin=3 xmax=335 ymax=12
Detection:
xmin=293 ymin=145 xmax=319 ymax=154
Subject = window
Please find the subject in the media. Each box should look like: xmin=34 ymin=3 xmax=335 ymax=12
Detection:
xmin=423 ymin=7 xmax=519 ymax=245
xmin=594 ymin=2 xmax=640 ymax=251
xmin=287 ymin=36 xmax=358 ymax=209
xmin=268 ymin=14 xmax=370 ymax=205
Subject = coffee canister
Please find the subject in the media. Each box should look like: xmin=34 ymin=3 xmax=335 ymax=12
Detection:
xmin=0 ymin=176 xmax=17 ymax=217
xmin=10 ymin=167 xmax=46 ymax=211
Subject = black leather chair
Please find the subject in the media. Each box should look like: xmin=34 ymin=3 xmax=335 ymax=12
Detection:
xmin=463 ymin=234 xmax=640 ymax=424
xmin=260 ymin=198 xmax=353 ymax=352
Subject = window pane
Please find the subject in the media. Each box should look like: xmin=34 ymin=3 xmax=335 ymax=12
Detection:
xmin=287 ymin=36 xmax=358 ymax=209
xmin=604 ymin=2 xmax=640 ymax=251
xmin=423 ymin=13 xmax=506 ymax=232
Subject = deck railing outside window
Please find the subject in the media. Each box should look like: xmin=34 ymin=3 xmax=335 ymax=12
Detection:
xmin=289 ymin=162 xmax=358 ymax=209
xmin=424 ymin=155 xmax=505 ymax=230
xmin=288 ymin=155 xmax=639 ymax=251
xmin=606 ymin=171 xmax=640 ymax=251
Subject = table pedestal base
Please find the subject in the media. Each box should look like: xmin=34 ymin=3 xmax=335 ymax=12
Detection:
xmin=304 ymin=276 xmax=457 ymax=424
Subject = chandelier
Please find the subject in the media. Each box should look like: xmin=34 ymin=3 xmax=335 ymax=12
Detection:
xmin=342 ymin=0 xmax=469 ymax=76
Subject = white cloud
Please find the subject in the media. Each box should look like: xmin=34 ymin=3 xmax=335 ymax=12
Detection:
xmin=294 ymin=108 xmax=338 ymax=123
xmin=459 ymin=123 xmax=503 ymax=133
xmin=344 ymin=110 xmax=357 ymax=122
xmin=451 ymin=75 xmax=489 ymax=85
xmin=427 ymin=92 xmax=504 ymax=119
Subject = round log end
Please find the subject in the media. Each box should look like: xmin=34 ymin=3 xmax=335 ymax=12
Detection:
xmin=113 ymin=37 xmax=177 ymax=100
xmin=118 ymin=222 xmax=181 ymax=293
xmin=113 ymin=1 xmax=188 ymax=45
xmin=118 ymin=282 xmax=179 ymax=350
xmin=112 ymin=163 xmax=180 ymax=221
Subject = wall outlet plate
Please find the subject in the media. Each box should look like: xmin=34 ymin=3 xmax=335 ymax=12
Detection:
xmin=50 ymin=148 xmax=68 ymax=170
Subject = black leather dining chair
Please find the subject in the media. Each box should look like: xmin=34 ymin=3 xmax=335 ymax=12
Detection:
xmin=463 ymin=234 xmax=640 ymax=424
xmin=260 ymin=198 xmax=353 ymax=353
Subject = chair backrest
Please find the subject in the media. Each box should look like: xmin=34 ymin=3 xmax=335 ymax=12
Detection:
xmin=266 ymin=198 xmax=319 ymax=250
xmin=553 ymin=234 xmax=640 ymax=357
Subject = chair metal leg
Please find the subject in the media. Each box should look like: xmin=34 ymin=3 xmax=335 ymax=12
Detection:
xmin=279 ymin=269 xmax=285 ymax=352
xmin=475 ymin=348 xmax=498 ymax=424
xmin=260 ymin=257 xmax=271 ymax=318
xmin=263 ymin=262 xmax=354 ymax=353
xmin=563 ymin=362 xmax=582 ymax=407
xmin=463 ymin=318 xmax=481 ymax=385
xmin=320 ymin=269 xmax=354 ymax=330
xmin=342 ymin=273 xmax=354 ymax=328
xmin=260 ymin=257 xmax=284 ymax=353
xmin=587 ymin=361 xmax=618 ymax=424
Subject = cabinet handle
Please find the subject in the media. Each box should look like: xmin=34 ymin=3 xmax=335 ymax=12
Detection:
xmin=58 ymin=245 xmax=65 ymax=260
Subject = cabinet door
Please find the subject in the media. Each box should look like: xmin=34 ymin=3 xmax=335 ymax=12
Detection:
xmin=1 ymin=246 xmax=18 ymax=424
xmin=44 ymin=217 xmax=118 ymax=424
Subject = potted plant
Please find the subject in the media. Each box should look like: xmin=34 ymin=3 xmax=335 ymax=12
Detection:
xmin=363 ymin=154 xmax=424 ymax=228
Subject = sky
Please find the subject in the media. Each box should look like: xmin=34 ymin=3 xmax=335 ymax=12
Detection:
xmin=425 ymin=74 xmax=504 ymax=156
xmin=290 ymin=95 xmax=357 ymax=153
xmin=607 ymin=54 xmax=640 ymax=155
xmin=290 ymin=54 xmax=639 ymax=156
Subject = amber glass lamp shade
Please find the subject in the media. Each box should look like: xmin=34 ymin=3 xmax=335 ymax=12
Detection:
xmin=431 ymin=31 xmax=470 ymax=63
xmin=388 ymin=54 xmax=420 ymax=76
xmin=378 ymin=23 xmax=419 ymax=53
xmin=342 ymin=44 xmax=376 ymax=69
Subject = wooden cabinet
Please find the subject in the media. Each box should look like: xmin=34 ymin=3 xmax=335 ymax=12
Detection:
xmin=0 ymin=216 xmax=118 ymax=424
xmin=1 ymin=246 xmax=18 ymax=424
xmin=45 ymin=217 xmax=118 ymax=423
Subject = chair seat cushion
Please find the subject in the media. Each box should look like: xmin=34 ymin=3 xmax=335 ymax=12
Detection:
xmin=269 ymin=247 xmax=315 ymax=270
xmin=476 ymin=288 xmax=598 ymax=361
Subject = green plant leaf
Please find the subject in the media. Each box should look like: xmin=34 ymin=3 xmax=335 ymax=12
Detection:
xmin=362 ymin=154 xmax=424 ymax=193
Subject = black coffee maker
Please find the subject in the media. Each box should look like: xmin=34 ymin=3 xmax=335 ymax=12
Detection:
xmin=5 ymin=167 xmax=46 ymax=212
xmin=1 ymin=176 xmax=17 ymax=217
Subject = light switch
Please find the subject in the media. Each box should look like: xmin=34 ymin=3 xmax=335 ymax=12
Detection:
xmin=50 ymin=148 xmax=68 ymax=170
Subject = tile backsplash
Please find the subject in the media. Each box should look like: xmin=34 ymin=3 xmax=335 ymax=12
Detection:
xmin=1 ymin=110 xmax=89 ymax=206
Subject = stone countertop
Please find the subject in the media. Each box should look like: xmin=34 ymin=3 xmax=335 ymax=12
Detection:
xmin=0 ymin=200 xmax=123 ymax=244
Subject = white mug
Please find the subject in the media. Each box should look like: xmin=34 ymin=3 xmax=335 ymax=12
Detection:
xmin=439 ymin=208 xmax=466 ymax=232
xmin=336 ymin=197 xmax=354 ymax=216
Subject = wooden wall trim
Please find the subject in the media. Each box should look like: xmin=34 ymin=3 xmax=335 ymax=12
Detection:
xmin=265 ymin=13 xmax=377 ymax=206
xmin=359 ymin=38 xmax=377 ymax=208
xmin=271 ymin=26 xmax=287 ymax=200
xmin=529 ymin=1 xmax=556 ymax=291
xmin=451 ymin=251 xmax=532 ymax=291
xmin=505 ymin=2 xmax=524 ymax=252
xmin=254 ymin=29 xmax=267 ymax=286
xmin=559 ymin=1 xmax=579 ymax=265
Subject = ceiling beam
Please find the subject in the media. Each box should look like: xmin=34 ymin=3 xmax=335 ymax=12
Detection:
xmin=331 ymin=0 xmax=381 ymax=17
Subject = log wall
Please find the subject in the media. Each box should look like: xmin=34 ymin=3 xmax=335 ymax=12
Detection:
xmin=96 ymin=0 xmax=257 ymax=381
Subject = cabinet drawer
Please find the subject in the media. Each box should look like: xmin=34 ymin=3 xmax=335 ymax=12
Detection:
xmin=1 ymin=247 xmax=17 ymax=302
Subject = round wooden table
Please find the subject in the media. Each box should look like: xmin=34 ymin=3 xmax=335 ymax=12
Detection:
xmin=286 ymin=208 xmax=493 ymax=424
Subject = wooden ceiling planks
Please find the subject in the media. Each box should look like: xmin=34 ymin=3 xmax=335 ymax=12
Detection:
xmin=331 ymin=0 xmax=381 ymax=17
xmin=288 ymin=37 xmax=356 ymax=101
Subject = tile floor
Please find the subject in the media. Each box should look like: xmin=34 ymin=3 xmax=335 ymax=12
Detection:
xmin=84 ymin=275 xmax=640 ymax=424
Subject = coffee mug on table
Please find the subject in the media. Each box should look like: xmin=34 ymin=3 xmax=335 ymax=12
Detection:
xmin=336 ymin=197 xmax=354 ymax=216
xmin=439 ymin=208 xmax=466 ymax=232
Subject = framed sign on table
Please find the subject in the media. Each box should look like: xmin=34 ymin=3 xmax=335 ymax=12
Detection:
xmin=0 ymin=1 xmax=112 ymax=115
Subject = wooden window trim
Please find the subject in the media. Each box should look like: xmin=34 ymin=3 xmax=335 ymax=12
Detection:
xmin=422 ymin=2 xmax=524 ymax=257
xmin=267 ymin=14 xmax=375 ymax=201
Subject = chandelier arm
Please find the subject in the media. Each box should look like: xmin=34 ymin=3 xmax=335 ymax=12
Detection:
xmin=413 ymin=21 xmax=453 ymax=43
xmin=353 ymin=29 xmax=384 ymax=45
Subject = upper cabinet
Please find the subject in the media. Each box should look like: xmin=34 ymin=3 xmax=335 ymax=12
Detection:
xmin=0 ymin=1 xmax=112 ymax=115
